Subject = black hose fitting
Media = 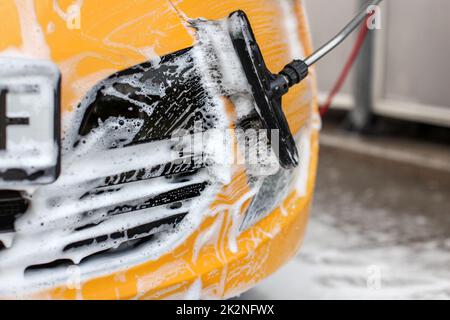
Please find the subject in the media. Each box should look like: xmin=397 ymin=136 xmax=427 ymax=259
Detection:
xmin=279 ymin=59 xmax=309 ymax=87
xmin=269 ymin=59 xmax=309 ymax=99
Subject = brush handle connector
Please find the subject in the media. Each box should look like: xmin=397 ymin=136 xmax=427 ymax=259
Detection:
xmin=269 ymin=60 xmax=309 ymax=98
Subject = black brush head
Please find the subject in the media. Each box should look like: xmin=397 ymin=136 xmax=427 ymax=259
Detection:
xmin=228 ymin=10 xmax=299 ymax=169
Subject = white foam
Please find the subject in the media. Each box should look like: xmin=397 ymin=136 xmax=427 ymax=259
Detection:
xmin=0 ymin=14 xmax=243 ymax=297
xmin=13 ymin=0 xmax=51 ymax=59
xmin=0 ymin=5 xmax=310 ymax=298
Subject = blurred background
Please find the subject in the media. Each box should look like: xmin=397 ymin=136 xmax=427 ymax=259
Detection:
xmin=243 ymin=0 xmax=450 ymax=299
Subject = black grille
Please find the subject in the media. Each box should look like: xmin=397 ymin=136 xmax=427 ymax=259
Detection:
xmin=64 ymin=212 xmax=187 ymax=252
xmin=0 ymin=196 xmax=28 ymax=215
xmin=25 ymin=212 xmax=188 ymax=274
xmin=0 ymin=190 xmax=28 ymax=250
xmin=0 ymin=190 xmax=28 ymax=232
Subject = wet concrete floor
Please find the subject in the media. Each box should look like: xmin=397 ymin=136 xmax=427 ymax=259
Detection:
xmin=243 ymin=137 xmax=450 ymax=299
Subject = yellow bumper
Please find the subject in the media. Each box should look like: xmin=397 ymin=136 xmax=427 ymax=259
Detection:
xmin=42 ymin=132 xmax=318 ymax=299
xmin=1 ymin=0 xmax=319 ymax=299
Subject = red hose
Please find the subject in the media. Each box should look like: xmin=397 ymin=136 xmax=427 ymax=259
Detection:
xmin=319 ymin=15 xmax=372 ymax=118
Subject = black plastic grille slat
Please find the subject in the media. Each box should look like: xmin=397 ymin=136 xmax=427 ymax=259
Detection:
xmin=0 ymin=199 xmax=28 ymax=214
xmin=0 ymin=190 xmax=28 ymax=233
xmin=127 ymin=212 xmax=186 ymax=238
xmin=25 ymin=259 xmax=73 ymax=273
xmin=64 ymin=212 xmax=187 ymax=252
xmin=106 ymin=182 xmax=207 ymax=216
xmin=79 ymin=160 xmax=203 ymax=200
xmin=75 ymin=181 xmax=207 ymax=233
xmin=25 ymin=213 xmax=188 ymax=274
xmin=101 ymin=158 xmax=203 ymax=188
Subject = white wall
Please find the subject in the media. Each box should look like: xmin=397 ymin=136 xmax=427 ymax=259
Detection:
xmin=305 ymin=0 xmax=358 ymax=95
xmin=305 ymin=0 xmax=450 ymax=123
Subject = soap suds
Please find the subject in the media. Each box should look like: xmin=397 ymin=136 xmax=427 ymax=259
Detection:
xmin=0 ymin=11 xmax=251 ymax=297
xmin=13 ymin=0 xmax=51 ymax=59
xmin=0 ymin=2 xmax=314 ymax=299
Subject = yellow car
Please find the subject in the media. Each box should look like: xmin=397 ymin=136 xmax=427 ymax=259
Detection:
xmin=0 ymin=0 xmax=319 ymax=299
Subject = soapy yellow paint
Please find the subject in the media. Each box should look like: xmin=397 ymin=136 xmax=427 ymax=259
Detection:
xmin=0 ymin=0 xmax=319 ymax=299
